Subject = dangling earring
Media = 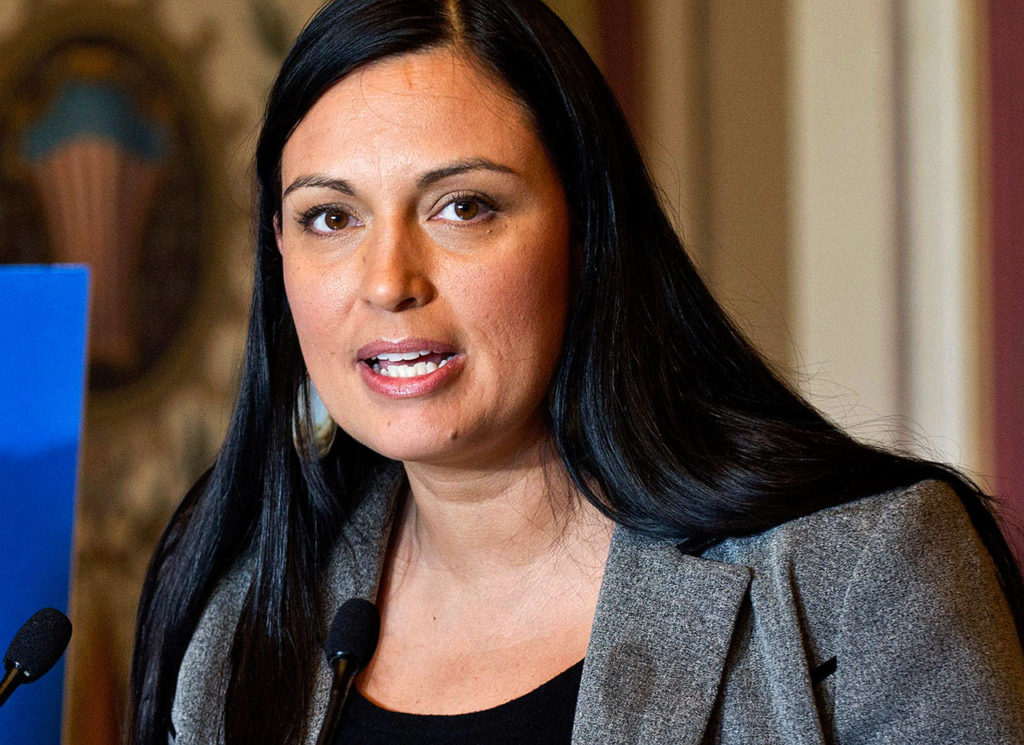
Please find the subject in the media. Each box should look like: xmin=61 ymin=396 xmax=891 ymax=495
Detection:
xmin=293 ymin=376 xmax=337 ymax=459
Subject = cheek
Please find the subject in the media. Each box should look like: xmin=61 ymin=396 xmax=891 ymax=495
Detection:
xmin=282 ymin=257 xmax=353 ymax=365
xmin=516 ymin=236 xmax=571 ymax=342
xmin=467 ymin=243 xmax=570 ymax=375
xmin=283 ymin=263 xmax=321 ymax=346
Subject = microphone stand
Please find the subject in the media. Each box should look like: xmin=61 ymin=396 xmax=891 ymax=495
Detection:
xmin=315 ymin=655 xmax=361 ymax=745
xmin=0 ymin=666 xmax=24 ymax=708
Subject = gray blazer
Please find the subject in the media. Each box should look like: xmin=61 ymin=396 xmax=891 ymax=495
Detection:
xmin=171 ymin=476 xmax=1024 ymax=743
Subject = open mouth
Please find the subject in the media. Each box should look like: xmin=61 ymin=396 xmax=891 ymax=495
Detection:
xmin=364 ymin=350 xmax=457 ymax=378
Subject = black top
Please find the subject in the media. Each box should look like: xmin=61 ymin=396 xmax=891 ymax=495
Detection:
xmin=332 ymin=659 xmax=585 ymax=744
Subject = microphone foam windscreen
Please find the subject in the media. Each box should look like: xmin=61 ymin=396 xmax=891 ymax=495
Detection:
xmin=325 ymin=598 xmax=380 ymax=668
xmin=3 ymin=607 xmax=72 ymax=681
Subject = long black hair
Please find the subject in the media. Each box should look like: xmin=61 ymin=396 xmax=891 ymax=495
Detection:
xmin=129 ymin=1 xmax=1024 ymax=743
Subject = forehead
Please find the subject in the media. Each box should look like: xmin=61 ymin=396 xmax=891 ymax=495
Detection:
xmin=281 ymin=49 xmax=542 ymax=179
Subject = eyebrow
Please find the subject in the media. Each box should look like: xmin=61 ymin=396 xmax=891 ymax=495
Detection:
xmin=282 ymin=175 xmax=355 ymax=200
xmin=281 ymin=158 xmax=517 ymax=200
xmin=415 ymin=158 xmax=517 ymax=187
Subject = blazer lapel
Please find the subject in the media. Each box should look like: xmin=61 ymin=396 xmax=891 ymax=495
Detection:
xmin=307 ymin=465 xmax=403 ymax=745
xmin=573 ymin=527 xmax=751 ymax=745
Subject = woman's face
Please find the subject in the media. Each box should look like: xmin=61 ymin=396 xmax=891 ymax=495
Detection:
xmin=278 ymin=50 xmax=570 ymax=469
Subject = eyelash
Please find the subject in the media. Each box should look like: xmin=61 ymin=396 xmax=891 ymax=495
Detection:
xmin=294 ymin=192 xmax=499 ymax=236
xmin=296 ymin=204 xmax=359 ymax=234
xmin=432 ymin=192 xmax=498 ymax=223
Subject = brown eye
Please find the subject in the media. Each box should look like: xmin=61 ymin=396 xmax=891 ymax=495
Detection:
xmin=435 ymin=195 xmax=495 ymax=223
xmin=317 ymin=210 xmax=350 ymax=231
xmin=301 ymin=206 xmax=363 ymax=234
xmin=452 ymin=200 xmax=479 ymax=220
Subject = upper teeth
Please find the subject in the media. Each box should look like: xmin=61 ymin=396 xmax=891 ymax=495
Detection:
xmin=375 ymin=360 xmax=445 ymax=378
xmin=376 ymin=350 xmax=432 ymax=362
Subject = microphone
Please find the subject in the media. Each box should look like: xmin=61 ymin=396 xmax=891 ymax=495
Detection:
xmin=0 ymin=607 xmax=72 ymax=708
xmin=315 ymin=598 xmax=380 ymax=745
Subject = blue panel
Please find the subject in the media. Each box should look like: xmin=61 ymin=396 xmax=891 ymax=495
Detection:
xmin=0 ymin=265 xmax=88 ymax=743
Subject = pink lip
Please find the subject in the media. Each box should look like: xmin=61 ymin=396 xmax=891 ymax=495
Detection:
xmin=356 ymin=337 xmax=464 ymax=399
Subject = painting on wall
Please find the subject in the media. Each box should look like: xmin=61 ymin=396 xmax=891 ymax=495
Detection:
xmin=0 ymin=31 xmax=208 ymax=390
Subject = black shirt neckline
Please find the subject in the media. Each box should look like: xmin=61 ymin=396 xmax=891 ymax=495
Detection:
xmin=334 ymin=658 xmax=585 ymax=742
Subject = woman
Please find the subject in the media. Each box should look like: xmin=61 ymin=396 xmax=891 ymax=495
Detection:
xmin=129 ymin=1 xmax=1024 ymax=743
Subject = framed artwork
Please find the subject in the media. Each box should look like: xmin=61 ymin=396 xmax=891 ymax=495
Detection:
xmin=0 ymin=4 xmax=217 ymax=393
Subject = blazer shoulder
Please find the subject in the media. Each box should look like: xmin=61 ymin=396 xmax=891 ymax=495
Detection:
xmin=705 ymin=479 xmax=969 ymax=567
xmin=703 ymin=480 xmax=1024 ymax=743
xmin=701 ymin=479 xmax=1007 ymax=666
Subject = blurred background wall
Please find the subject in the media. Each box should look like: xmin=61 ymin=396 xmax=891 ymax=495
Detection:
xmin=561 ymin=0 xmax=1022 ymax=533
xmin=0 ymin=0 xmax=1019 ymax=742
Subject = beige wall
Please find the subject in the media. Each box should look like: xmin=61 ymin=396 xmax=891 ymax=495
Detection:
xmin=693 ymin=2 xmax=790 ymax=370
xmin=632 ymin=0 xmax=989 ymax=475
xmin=788 ymin=0 xmax=988 ymax=472
xmin=557 ymin=0 xmax=794 ymax=369
xmin=787 ymin=0 xmax=904 ymax=435
xmin=897 ymin=0 xmax=990 ymax=476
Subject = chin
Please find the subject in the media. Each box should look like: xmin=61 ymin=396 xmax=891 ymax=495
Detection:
xmin=338 ymin=409 xmax=550 ymax=469
xmin=365 ymin=443 xmax=450 ymax=466
xmin=359 ymin=430 xmax=529 ymax=471
xmin=344 ymin=426 xmax=464 ymax=466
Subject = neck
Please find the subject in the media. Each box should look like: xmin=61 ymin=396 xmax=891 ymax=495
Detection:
xmin=394 ymin=437 xmax=611 ymax=582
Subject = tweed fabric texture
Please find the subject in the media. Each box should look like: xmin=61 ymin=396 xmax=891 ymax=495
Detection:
xmin=170 ymin=477 xmax=1024 ymax=744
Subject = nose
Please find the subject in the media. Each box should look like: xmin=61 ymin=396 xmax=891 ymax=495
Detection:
xmin=358 ymin=222 xmax=436 ymax=312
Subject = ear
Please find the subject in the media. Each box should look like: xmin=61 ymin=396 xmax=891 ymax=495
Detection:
xmin=273 ymin=213 xmax=284 ymax=253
